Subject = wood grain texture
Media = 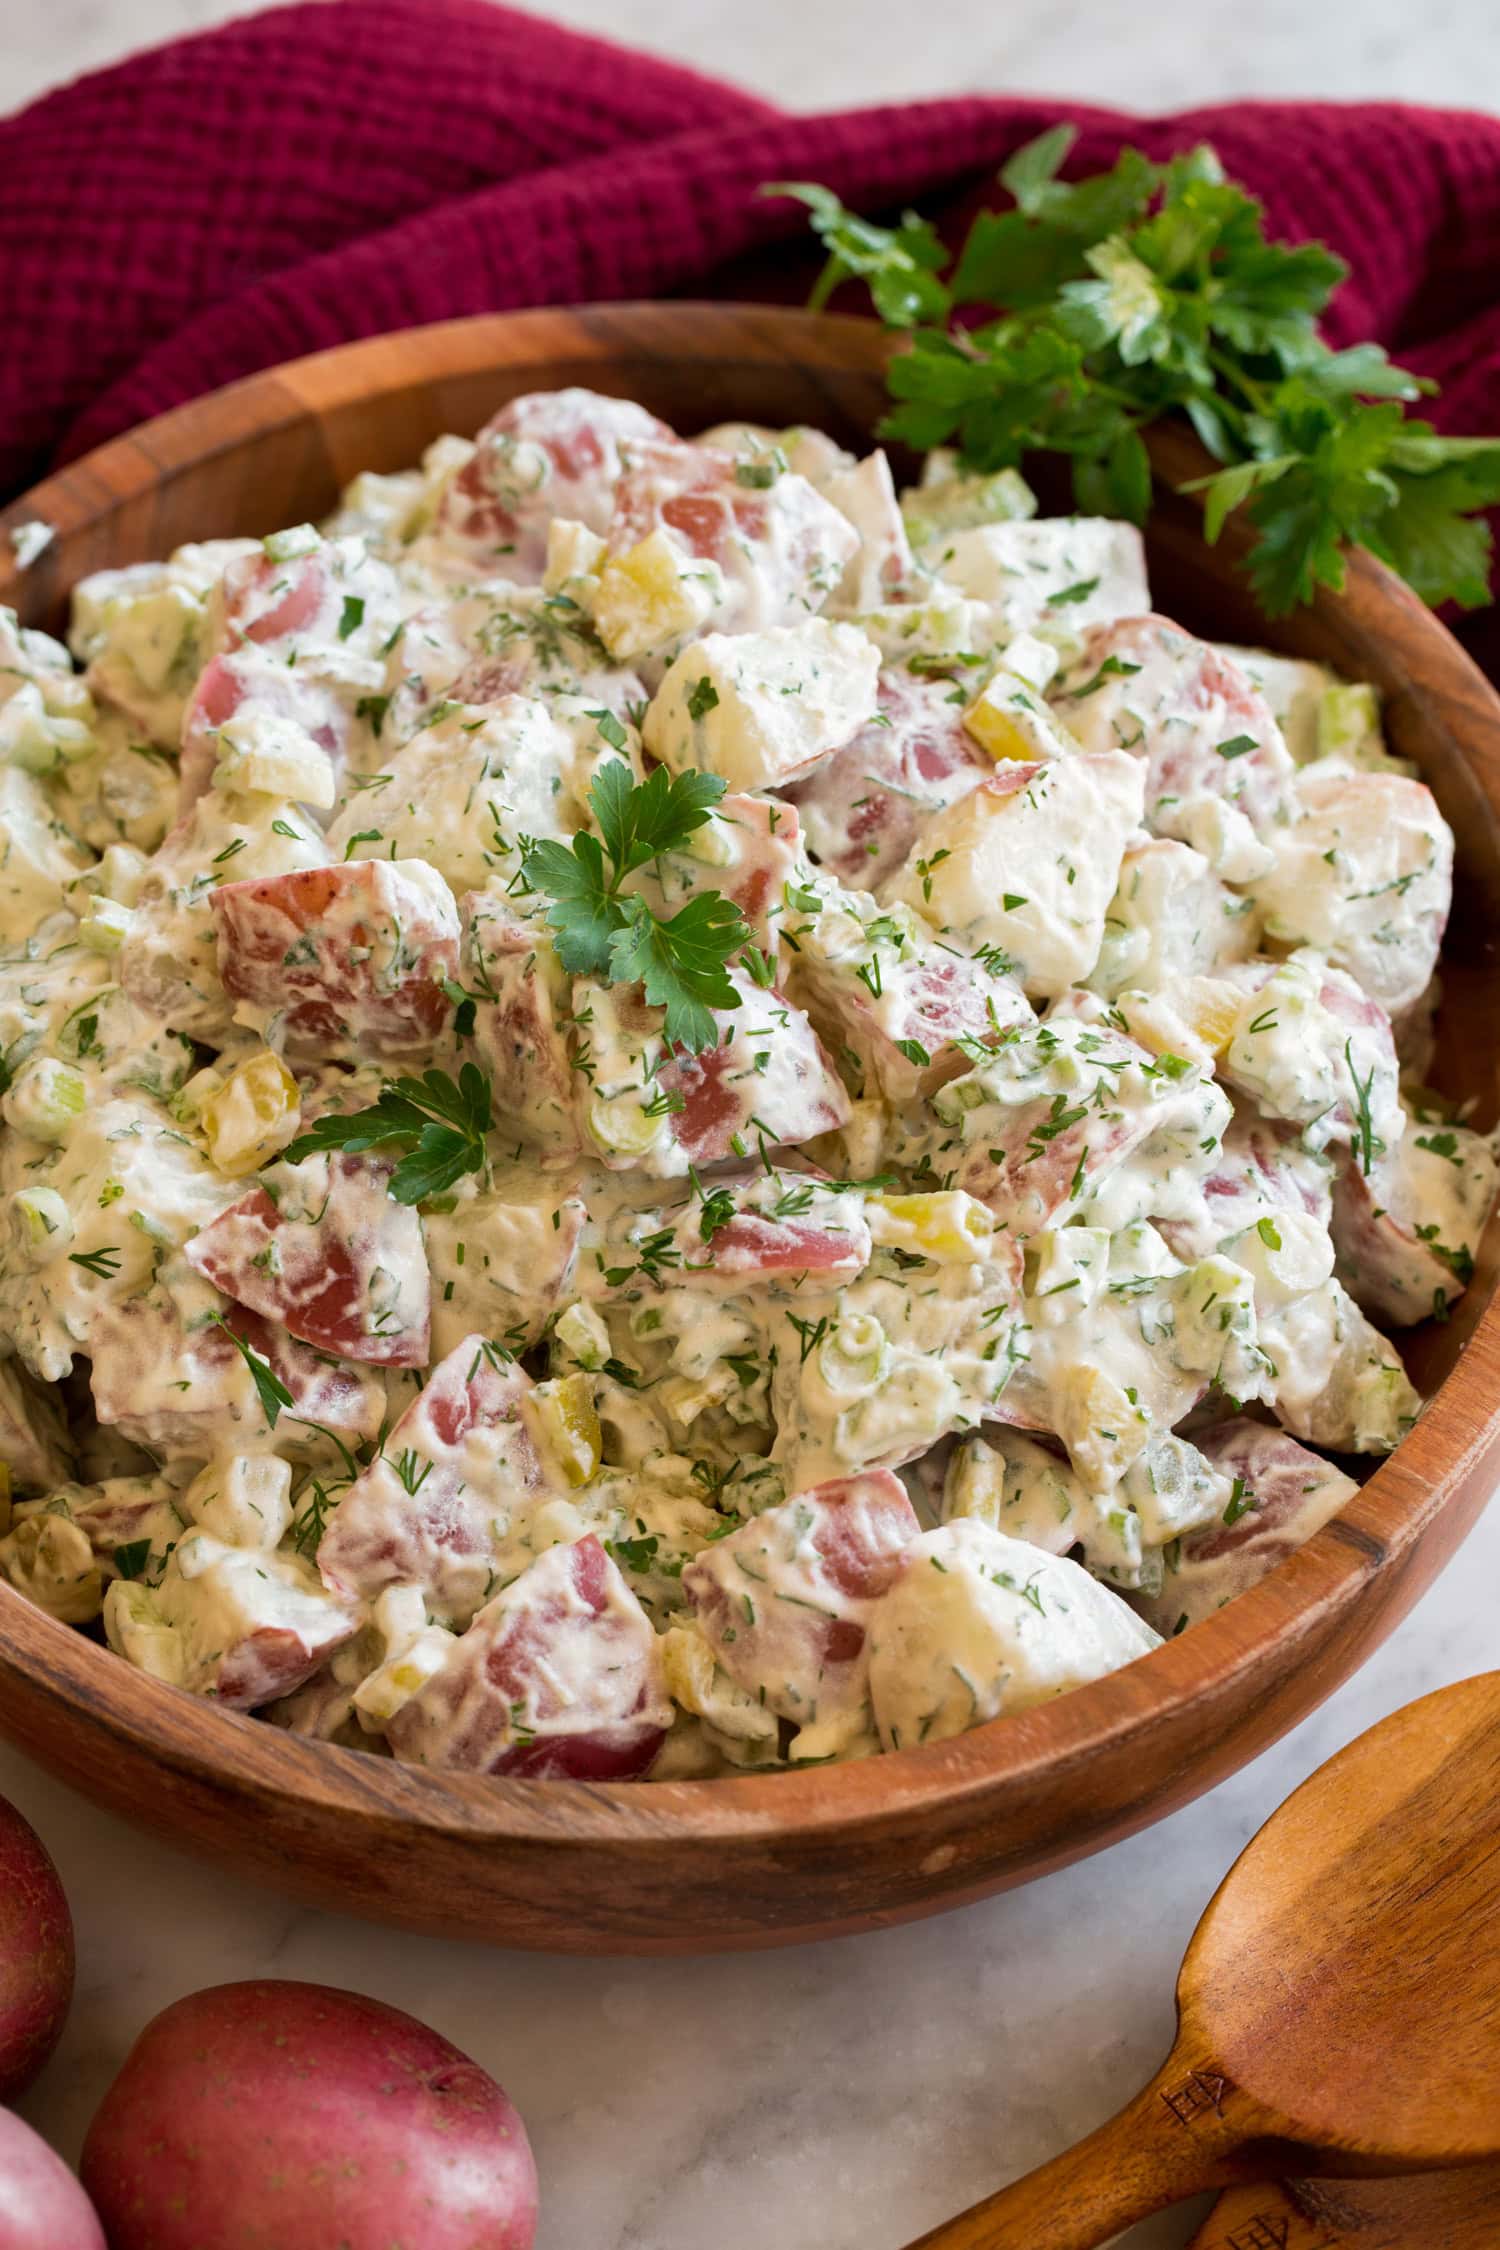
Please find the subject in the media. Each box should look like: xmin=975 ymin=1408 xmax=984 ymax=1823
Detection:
xmin=0 ymin=306 xmax=1498 ymax=1954
xmin=1190 ymin=2167 xmax=1500 ymax=2250
xmin=906 ymin=1674 xmax=1500 ymax=2249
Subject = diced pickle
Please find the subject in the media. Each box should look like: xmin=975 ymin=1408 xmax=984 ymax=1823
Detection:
xmin=528 ymin=1373 xmax=602 ymax=1489
xmin=0 ymin=1514 xmax=103 ymax=1624
xmin=201 ymin=1049 xmax=302 ymax=1178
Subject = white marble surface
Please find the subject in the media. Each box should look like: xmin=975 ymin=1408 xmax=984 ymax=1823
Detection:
xmin=4 ymin=1500 xmax=1496 ymax=2249
xmin=4 ymin=5 xmax=1500 ymax=2246
xmin=8 ymin=0 xmax=1500 ymax=116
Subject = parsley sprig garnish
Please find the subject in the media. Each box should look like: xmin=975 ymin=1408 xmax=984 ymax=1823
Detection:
xmin=521 ymin=763 xmax=750 ymax=1054
xmin=282 ymin=1064 xmax=492 ymax=1204
xmin=770 ymin=128 xmax=1500 ymax=615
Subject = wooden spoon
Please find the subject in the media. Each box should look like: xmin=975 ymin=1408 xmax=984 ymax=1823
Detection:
xmin=1186 ymin=2165 xmax=1500 ymax=2250
xmin=904 ymin=1671 xmax=1500 ymax=2250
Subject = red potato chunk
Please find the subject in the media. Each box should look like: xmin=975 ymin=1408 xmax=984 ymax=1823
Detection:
xmin=1252 ymin=764 xmax=1452 ymax=1019
xmin=198 ymin=1554 xmax=358 ymax=1710
xmin=464 ymin=898 xmax=580 ymax=1152
xmin=698 ymin=1207 xmax=869 ymax=1288
xmin=179 ymin=540 xmax=399 ymax=813
xmin=786 ymin=894 xmax=1032 ymax=1104
xmin=261 ymin=1664 xmax=364 ymax=1747
xmin=449 ymin=637 xmax=642 ymax=721
xmin=932 ymin=1016 xmax=1223 ymax=1238
xmin=1331 ymin=1118 xmax=1496 ymax=1326
xmin=211 ymin=858 xmax=460 ymax=1062
xmin=317 ymin=1337 xmax=561 ymax=1628
xmin=185 ymin=1153 xmax=431 ymax=1368
xmin=625 ymin=793 xmax=803 ymax=955
xmin=681 ymin=1472 xmax=919 ymax=1755
xmin=104 ymin=1539 xmax=362 ymax=1710
xmin=1158 ymin=1111 xmax=1334 ymax=1264
xmin=880 ymin=751 xmax=1146 ymax=1000
xmin=597 ymin=1171 xmax=872 ymax=1297
xmin=784 ymin=668 xmax=991 ymax=886
xmin=387 ymin=585 xmax=645 ymax=736
xmin=1133 ymin=1417 xmax=1359 ymax=1637
xmin=214 ymin=544 xmax=343 ymax=648
xmin=579 ymin=972 xmax=849 ymax=1174
xmin=1256 ymin=1277 xmax=1418 ymax=1454
xmin=606 ymin=440 xmax=859 ymax=635
xmin=387 ymin=1534 xmax=671 ymax=1778
xmin=819 ymin=448 xmax=916 ymax=610
xmin=1050 ymin=615 xmax=1295 ymax=846
xmin=424 ymin=1189 xmax=587 ymax=1361
xmin=436 ymin=388 xmax=676 ymax=577
xmin=117 ymin=794 xmax=333 ymax=1044
xmin=86 ymin=1295 xmax=386 ymax=1453
xmin=1215 ymin=953 xmax=1403 ymax=1166
xmin=206 ymin=538 xmax=403 ymax=670
xmin=1089 ymin=835 xmax=1260 ymax=999
xmin=0 ymin=1360 xmax=72 ymax=1494
xmin=325 ymin=695 xmax=589 ymax=901
xmin=178 ymin=649 xmax=350 ymax=814
xmin=657 ymin=973 xmax=850 ymax=1168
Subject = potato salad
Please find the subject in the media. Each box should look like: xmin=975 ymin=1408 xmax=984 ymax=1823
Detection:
xmin=0 ymin=388 xmax=1490 ymax=1782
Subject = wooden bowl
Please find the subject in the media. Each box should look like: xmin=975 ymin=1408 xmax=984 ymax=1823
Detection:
xmin=2 ymin=305 xmax=1498 ymax=1955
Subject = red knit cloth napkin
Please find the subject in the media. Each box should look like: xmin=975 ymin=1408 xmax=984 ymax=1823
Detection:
xmin=5 ymin=0 xmax=1500 ymax=634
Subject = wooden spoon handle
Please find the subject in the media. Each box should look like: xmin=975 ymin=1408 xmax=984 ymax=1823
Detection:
xmin=903 ymin=2057 xmax=1267 ymax=2250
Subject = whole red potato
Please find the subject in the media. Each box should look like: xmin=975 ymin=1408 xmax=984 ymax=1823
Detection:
xmin=81 ymin=1980 xmax=538 ymax=2250
xmin=0 ymin=2107 xmax=105 ymax=2250
xmin=0 ymin=1794 xmax=74 ymax=2100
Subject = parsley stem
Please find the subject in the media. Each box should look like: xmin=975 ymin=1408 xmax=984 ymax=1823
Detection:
xmin=1206 ymin=347 xmax=1271 ymax=418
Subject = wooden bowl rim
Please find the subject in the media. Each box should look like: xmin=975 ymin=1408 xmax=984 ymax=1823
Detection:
xmin=3 ymin=302 xmax=1499 ymax=1857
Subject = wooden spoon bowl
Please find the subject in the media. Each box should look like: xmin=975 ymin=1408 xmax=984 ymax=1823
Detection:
xmin=908 ymin=1672 xmax=1500 ymax=2249
xmin=0 ymin=306 xmax=1499 ymax=1954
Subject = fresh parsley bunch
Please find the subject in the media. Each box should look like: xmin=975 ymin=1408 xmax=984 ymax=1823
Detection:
xmin=771 ymin=128 xmax=1500 ymax=615
xmin=282 ymin=1063 xmax=492 ymax=1204
xmin=520 ymin=761 xmax=750 ymax=1053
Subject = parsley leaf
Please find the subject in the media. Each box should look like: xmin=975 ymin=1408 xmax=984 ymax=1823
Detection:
xmin=771 ymin=131 xmax=1500 ymax=615
xmin=607 ymin=892 xmax=744 ymax=1056
xmin=768 ymin=183 xmax=950 ymax=326
xmin=607 ymin=1532 xmax=660 ymax=1574
xmin=113 ymin=1538 xmax=154 ymax=1581
xmin=522 ymin=831 xmax=620 ymax=976
xmin=697 ymin=1179 xmax=740 ymax=1241
xmin=282 ymin=1064 xmax=492 ymax=1204
xmin=592 ymin=760 xmax=726 ymax=877
xmin=586 ymin=706 xmax=629 ymax=754
xmin=211 ymin=1314 xmax=295 ymax=1429
xmin=521 ymin=766 xmax=749 ymax=1053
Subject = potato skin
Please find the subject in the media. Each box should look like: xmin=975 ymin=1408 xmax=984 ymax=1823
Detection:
xmin=80 ymin=1979 xmax=538 ymax=2250
xmin=0 ymin=2108 xmax=105 ymax=2249
xmin=0 ymin=1794 xmax=74 ymax=2100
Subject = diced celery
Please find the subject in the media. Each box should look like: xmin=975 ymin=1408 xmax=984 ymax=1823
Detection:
xmin=77 ymin=896 xmax=135 ymax=954
xmin=5 ymin=1186 xmax=74 ymax=1261
xmin=262 ymin=523 xmax=321 ymax=562
xmin=2 ymin=1057 xmax=87 ymax=1141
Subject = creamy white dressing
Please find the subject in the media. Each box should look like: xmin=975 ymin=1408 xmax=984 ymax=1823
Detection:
xmin=0 ymin=386 xmax=1484 ymax=1781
